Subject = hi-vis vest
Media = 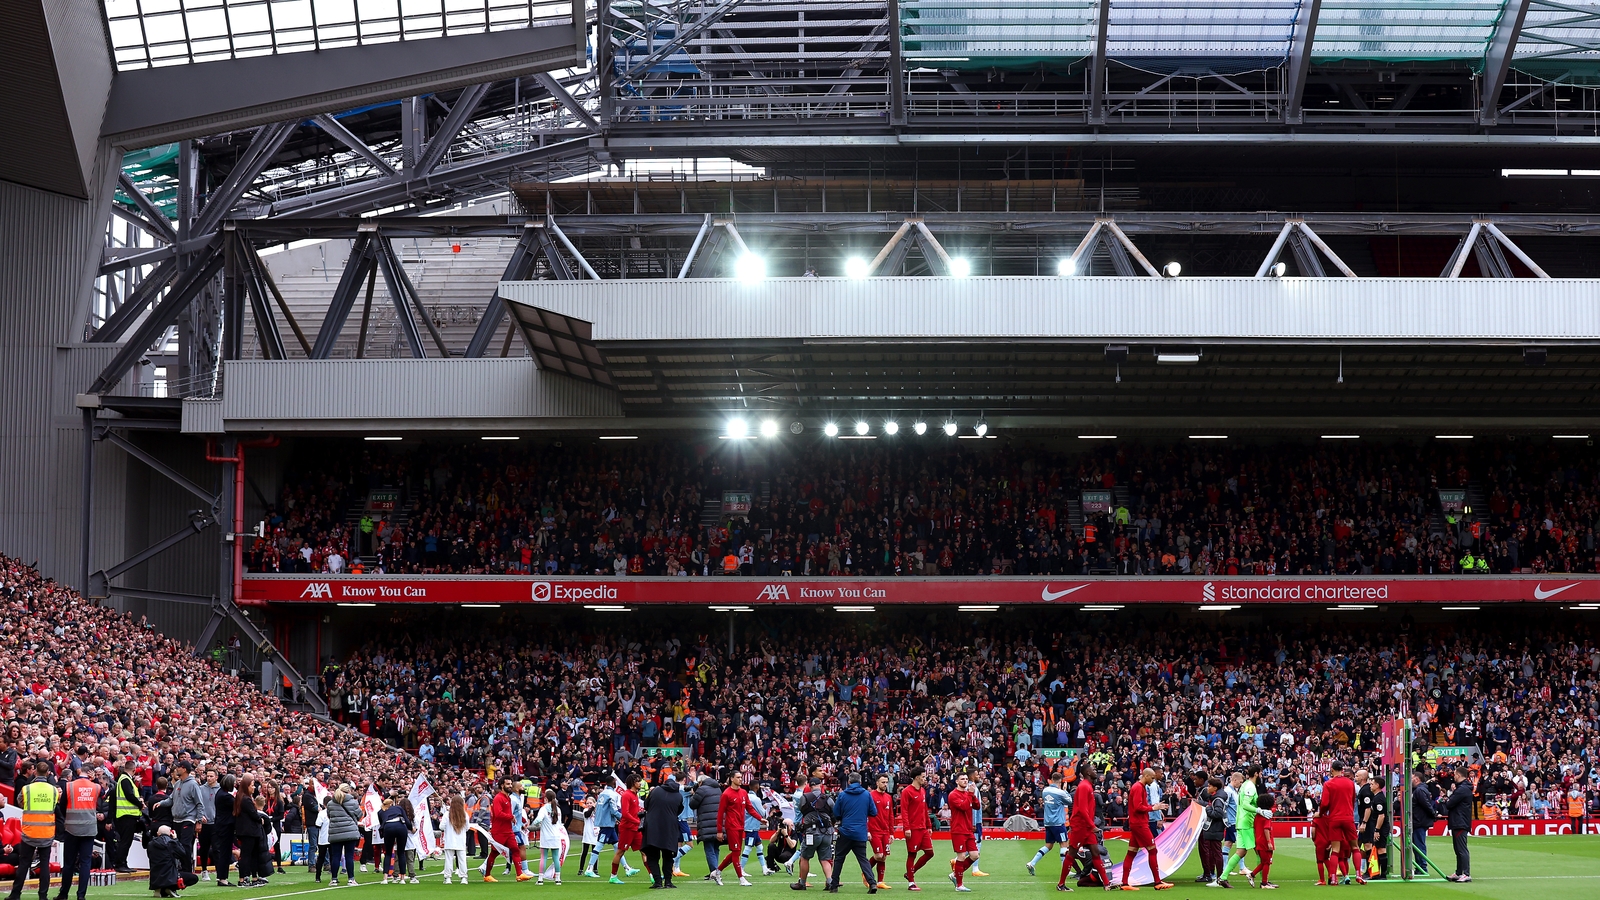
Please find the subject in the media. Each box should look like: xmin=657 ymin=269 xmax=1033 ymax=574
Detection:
xmin=66 ymin=777 xmax=101 ymax=836
xmin=20 ymin=779 xmax=60 ymax=842
xmin=1569 ymin=795 xmax=1585 ymax=818
xmin=116 ymin=772 xmax=142 ymax=818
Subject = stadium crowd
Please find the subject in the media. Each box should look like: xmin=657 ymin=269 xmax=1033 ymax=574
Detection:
xmin=326 ymin=609 xmax=1600 ymax=831
xmin=248 ymin=440 xmax=1600 ymax=579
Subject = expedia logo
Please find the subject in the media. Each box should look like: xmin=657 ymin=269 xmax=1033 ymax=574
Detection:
xmin=1203 ymin=582 xmax=1215 ymax=602
xmin=531 ymin=582 xmax=619 ymax=602
xmin=756 ymin=584 xmax=790 ymax=601
xmin=300 ymin=582 xmax=332 ymax=599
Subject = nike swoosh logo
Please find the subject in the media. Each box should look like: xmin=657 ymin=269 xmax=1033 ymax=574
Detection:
xmin=1534 ymin=582 xmax=1580 ymax=600
xmin=1041 ymin=584 xmax=1091 ymax=602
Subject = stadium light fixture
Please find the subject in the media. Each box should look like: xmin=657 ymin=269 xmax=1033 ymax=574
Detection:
xmin=734 ymin=254 xmax=767 ymax=282
xmin=598 ymin=435 xmax=639 ymax=440
xmin=1078 ymin=435 xmax=1117 ymax=440
xmin=1162 ymin=261 xmax=1182 ymax=278
xmin=942 ymin=422 xmax=958 ymax=436
xmin=1435 ymin=434 xmax=1473 ymax=440
xmin=959 ymin=605 xmax=1000 ymax=612
xmin=834 ymin=606 xmax=876 ymax=613
xmin=844 ymin=257 xmax=870 ymax=279
xmin=1441 ymin=606 xmax=1480 ymax=611
xmin=974 ymin=422 xmax=988 ymax=437
xmin=461 ymin=603 xmax=502 ymax=608
xmin=481 ymin=436 xmax=519 ymax=441
xmin=948 ymin=258 xmax=972 ymax=278
xmin=760 ymin=419 xmax=780 ymax=438
xmin=1189 ymin=434 xmax=1228 ymax=440
xmin=1554 ymin=434 xmax=1590 ymax=439
xmin=725 ymin=418 xmax=748 ymax=439
xmin=1198 ymin=604 xmax=1241 ymax=611
xmin=824 ymin=422 xmax=839 ymax=437
xmin=1156 ymin=351 xmax=1201 ymax=364
xmin=855 ymin=421 xmax=870 ymax=436
xmin=1331 ymin=604 xmax=1378 ymax=610
xmin=710 ymin=605 xmax=753 ymax=612
xmin=364 ymin=436 xmax=402 ymax=441
xmin=583 ymin=605 xmax=632 ymax=612
xmin=337 ymin=602 xmax=378 ymax=607
xmin=1080 ymin=605 xmax=1124 ymax=611
xmin=884 ymin=420 xmax=899 ymax=436
xmin=1269 ymin=261 xmax=1288 ymax=278
xmin=1057 ymin=258 xmax=1077 ymax=277
xmin=1321 ymin=434 xmax=1360 ymax=440
xmin=913 ymin=421 xmax=928 ymax=435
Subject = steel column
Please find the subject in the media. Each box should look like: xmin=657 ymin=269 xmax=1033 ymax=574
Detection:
xmin=309 ymin=233 xmax=376 ymax=358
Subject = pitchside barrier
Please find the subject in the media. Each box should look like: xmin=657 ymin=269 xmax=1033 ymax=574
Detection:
xmin=244 ymin=574 xmax=1600 ymax=605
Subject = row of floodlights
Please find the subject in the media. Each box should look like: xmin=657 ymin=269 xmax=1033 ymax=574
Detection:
xmin=724 ymin=418 xmax=993 ymax=439
xmin=734 ymin=255 xmax=1186 ymax=281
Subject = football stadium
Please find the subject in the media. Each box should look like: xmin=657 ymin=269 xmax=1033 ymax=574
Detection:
xmin=4 ymin=3 xmax=1600 ymax=900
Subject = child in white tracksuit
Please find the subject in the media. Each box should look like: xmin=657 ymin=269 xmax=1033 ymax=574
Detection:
xmin=441 ymin=794 xmax=471 ymax=884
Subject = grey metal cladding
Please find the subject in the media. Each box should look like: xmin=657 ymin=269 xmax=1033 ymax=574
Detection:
xmin=500 ymin=276 xmax=1600 ymax=344
xmin=221 ymin=358 xmax=623 ymax=424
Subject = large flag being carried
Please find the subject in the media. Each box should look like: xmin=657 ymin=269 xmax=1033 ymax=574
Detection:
xmin=362 ymin=786 xmax=382 ymax=830
xmin=1108 ymin=802 xmax=1204 ymax=886
xmin=409 ymin=771 xmax=439 ymax=856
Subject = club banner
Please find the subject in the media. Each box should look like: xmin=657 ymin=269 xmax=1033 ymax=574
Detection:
xmin=245 ymin=574 xmax=1600 ymax=606
xmin=1107 ymin=801 xmax=1204 ymax=886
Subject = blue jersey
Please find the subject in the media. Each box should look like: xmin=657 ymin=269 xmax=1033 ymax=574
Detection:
xmin=1041 ymin=785 xmax=1072 ymax=828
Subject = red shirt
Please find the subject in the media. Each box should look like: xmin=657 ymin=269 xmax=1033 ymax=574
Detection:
xmin=1127 ymin=781 xmax=1152 ymax=827
xmin=1070 ymin=779 xmax=1097 ymax=833
xmin=947 ymin=789 xmax=975 ymax=837
xmin=1320 ymin=776 xmax=1355 ymax=822
xmin=490 ymin=792 xmax=516 ymax=837
xmin=718 ymin=786 xmax=756 ymax=836
xmin=900 ymin=785 xmax=930 ymax=833
xmin=620 ymin=789 xmax=643 ymax=832
xmin=1253 ymin=813 xmax=1273 ymax=853
xmin=868 ymin=790 xmax=895 ymax=839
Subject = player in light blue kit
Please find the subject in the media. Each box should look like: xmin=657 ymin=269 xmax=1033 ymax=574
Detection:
xmin=1028 ymin=767 xmax=1074 ymax=876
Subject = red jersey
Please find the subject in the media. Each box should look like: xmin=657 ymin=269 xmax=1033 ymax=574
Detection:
xmin=1253 ymin=812 xmax=1273 ymax=853
xmin=718 ymin=786 xmax=756 ymax=836
xmin=947 ymin=789 xmax=976 ymax=837
xmin=1070 ymin=779 xmax=1097 ymax=833
xmin=1320 ymin=776 xmax=1356 ymax=823
xmin=490 ymin=792 xmax=517 ymax=836
xmin=868 ymin=790 xmax=896 ymax=839
xmin=1127 ymin=781 xmax=1153 ymax=827
xmin=900 ymin=785 xmax=931 ymax=833
xmin=620 ymin=788 xmax=643 ymax=832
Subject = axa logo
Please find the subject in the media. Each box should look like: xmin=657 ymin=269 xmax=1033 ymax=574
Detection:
xmin=756 ymin=584 xmax=790 ymax=601
xmin=1203 ymin=582 xmax=1215 ymax=602
xmin=300 ymin=582 xmax=332 ymax=599
xmin=531 ymin=581 xmax=552 ymax=602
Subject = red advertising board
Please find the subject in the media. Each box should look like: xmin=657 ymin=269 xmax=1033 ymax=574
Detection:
xmin=242 ymin=574 xmax=1600 ymax=605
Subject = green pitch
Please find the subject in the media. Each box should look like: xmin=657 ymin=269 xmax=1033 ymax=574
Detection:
xmin=75 ymin=837 xmax=1600 ymax=900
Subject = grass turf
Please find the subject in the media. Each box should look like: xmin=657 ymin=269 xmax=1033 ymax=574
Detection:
xmin=68 ymin=835 xmax=1600 ymax=900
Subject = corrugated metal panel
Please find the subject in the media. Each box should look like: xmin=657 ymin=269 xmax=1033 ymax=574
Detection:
xmin=181 ymin=399 xmax=225 ymax=433
xmin=0 ymin=175 xmax=116 ymax=585
xmin=502 ymin=276 xmax=1600 ymax=343
xmin=221 ymin=358 xmax=623 ymax=425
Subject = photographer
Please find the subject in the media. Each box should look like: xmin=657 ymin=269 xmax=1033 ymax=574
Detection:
xmin=767 ymin=818 xmax=799 ymax=877
xmin=791 ymin=774 xmax=835 ymax=891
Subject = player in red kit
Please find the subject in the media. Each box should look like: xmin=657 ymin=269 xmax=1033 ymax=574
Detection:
xmin=868 ymin=774 xmax=896 ymax=889
xmin=900 ymin=768 xmax=934 ymax=892
xmin=1312 ymin=806 xmax=1332 ymax=885
xmin=616 ymin=776 xmax=644 ymax=878
xmin=1062 ymin=760 xmax=1111 ymax=892
xmin=715 ymin=772 xmax=762 ymax=885
xmin=1320 ymin=762 xmax=1362 ymax=885
xmin=1252 ymin=793 xmax=1277 ymax=889
xmin=1121 ymin=769 xmax=1172 ymax=891
xmin=946 ymin=773 xmax=978 ymax=892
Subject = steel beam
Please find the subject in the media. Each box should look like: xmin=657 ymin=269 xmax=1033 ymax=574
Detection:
xmin=90 ymin=257 xmax=178 ymax=343
xmin=534 ymin=72 xmax=600 ymax=130
xmin=192 ymin=122 xmax=297 ymax=238
xmin=547 ymin=216 xmax=602 ymax=279
xmin=1481 ymin=0 xmax=1534 ymax=126
xmin=415 ymin=83 xmax=493 ymax=175
xmin=618 ymin=0 xmax=747 ymax=83
xmin=1285 ymin=0 xmax=1322 ymax=125
xmin=1483 ymin=222 xmax=1552 ymax=278
xmin=888 ymin=0 xmax=906 ymax=127
xmin=99 ymin=429 xmax=218 ymax=503
xmin=1089 ymin=0 xmax=1112 ymax=124
xmin=678 ymin=214 xmax=715 ymax=278
xmin=373 ymin=237 xmax=427 ymax=357
xmin=91 ymin=511 xmax=216 ymax=592
xmin=310 ymin=234 xmax=377 ymax=359
xmin=466 ymin=226 xmax=543 ymax=357
xmin=117 ymin=172 xmax=177 ymax=243
xmin=312 ymin=113 xmax=398 ymax=176
xmin=89 ymin=245 xmax=224 ymax=395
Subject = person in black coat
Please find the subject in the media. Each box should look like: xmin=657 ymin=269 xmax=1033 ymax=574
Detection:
xmin=1409 ymin=771 xmax=1439 ymax=876
xmin=146 ymin=827 xmax=195 ymax=899
xmin=234 ymin=775 xmax=268 ymax=887
xmin=642 ymin=775 xmax=685 ymax=888
xmin=689 ymin=776 xmax=723 ymax=875
xmin=212 ymin=775 xmax=236 ymax=886
xmin=1442 ymin=769 xmax=1474 ymax=883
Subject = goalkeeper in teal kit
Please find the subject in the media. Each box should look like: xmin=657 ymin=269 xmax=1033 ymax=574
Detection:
xmin=1229 ymin=765 xmax=1261 ymax=883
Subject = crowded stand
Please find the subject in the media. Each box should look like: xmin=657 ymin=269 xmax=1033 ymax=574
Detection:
xmin=327 ymin=608 xmax=1600 ymax=833
xmin=249 ymin=440 xmax=1600 ymax=579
